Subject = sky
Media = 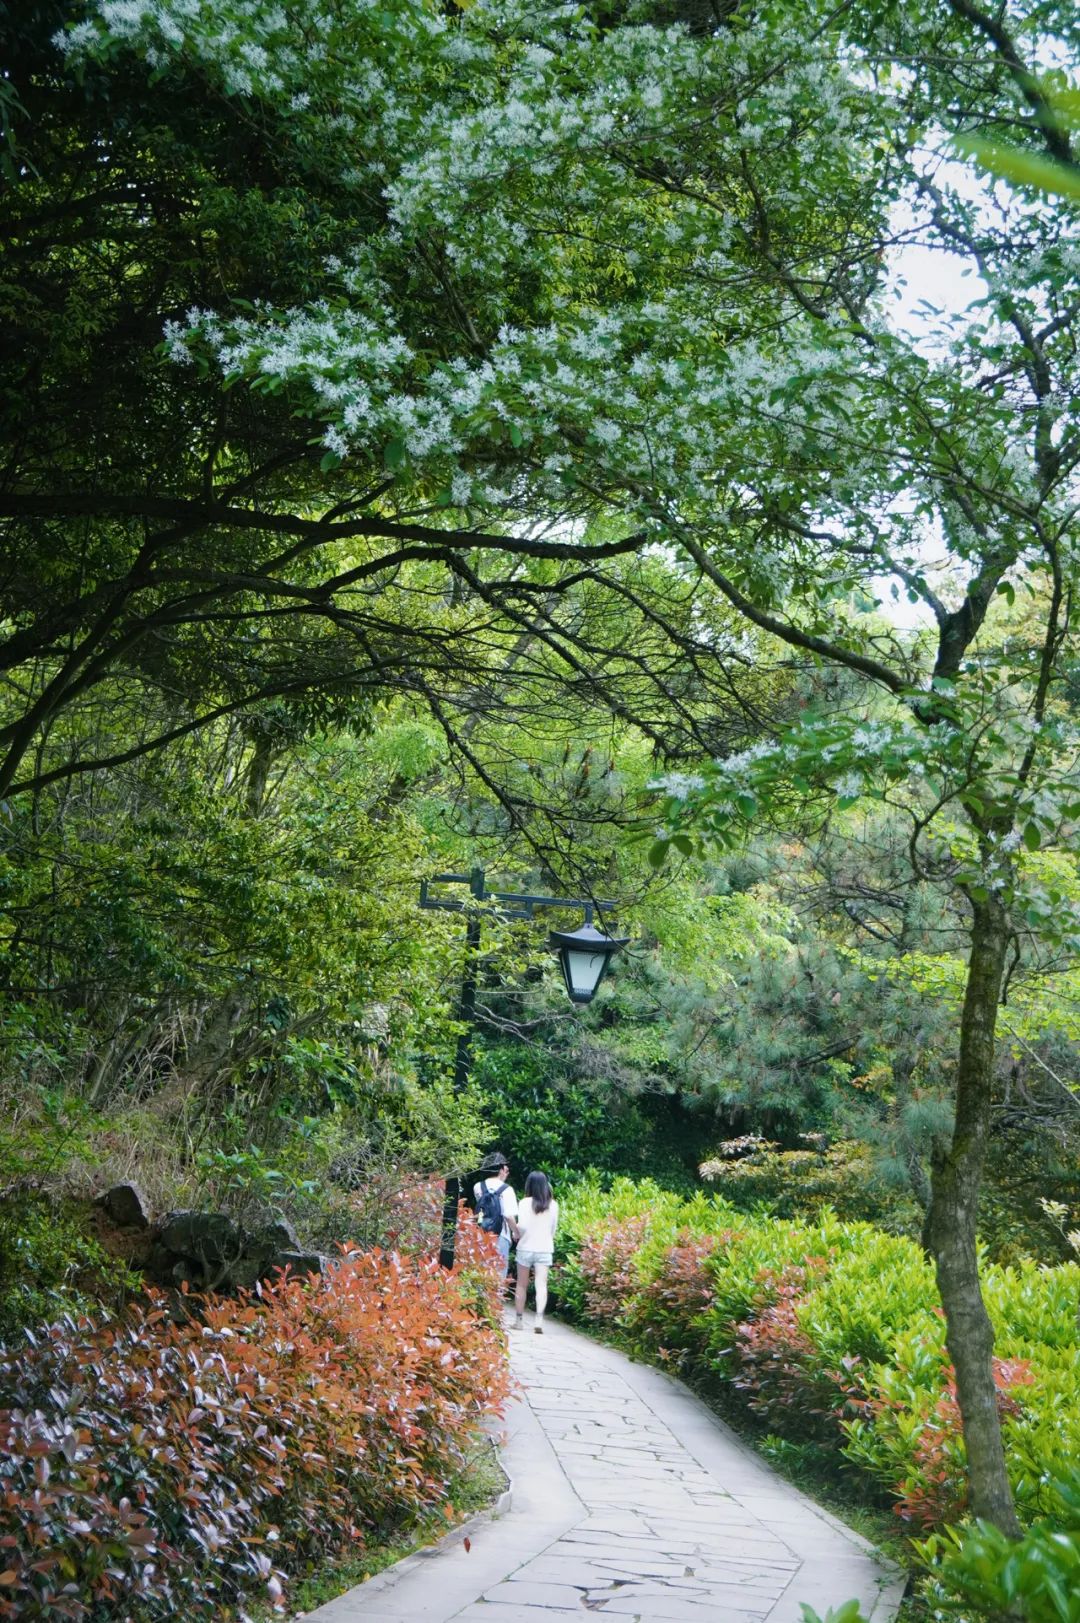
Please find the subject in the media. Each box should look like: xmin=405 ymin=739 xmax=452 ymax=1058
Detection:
xmin=874 ymin=156 xmax=995 ymax=627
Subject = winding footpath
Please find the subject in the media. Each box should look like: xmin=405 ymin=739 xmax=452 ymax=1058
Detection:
xmin=307 ymin=1316 xmax=904 ymax=1623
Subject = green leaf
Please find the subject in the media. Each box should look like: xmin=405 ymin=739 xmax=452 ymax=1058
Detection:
xmin=383 ymin=438 xmax=406 ymax=470
xmin=1023 ymin=822 xmax=1042 ymax=852
xmin=671 ymin=833 xmax=693 ymax=856
xmin=957 ymin=134 xmax=1080 ymax=203
xmin=735 ymin=792 xmax=758 ymax=820
xmin=996 ymin=581 xmax=1016 ymax=606
xmin=508 ymin=422 xmax=524 ymax=448
xmin=648 ymin=839 xmax=670 ymax=869
xmin=319 ymin=450 xmax=341 ymax=472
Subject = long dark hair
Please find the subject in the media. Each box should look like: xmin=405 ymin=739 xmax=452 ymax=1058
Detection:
xmin=524 ymin=1170 xmax=552 ymax=1213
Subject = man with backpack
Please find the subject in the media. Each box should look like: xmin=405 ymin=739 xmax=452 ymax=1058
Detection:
xmin=472 ymin=1151 xmax=519 ymax=1277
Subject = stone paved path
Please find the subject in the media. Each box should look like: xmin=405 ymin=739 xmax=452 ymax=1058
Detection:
xmin=307 ymin=1316 xmax=904 ymax=1623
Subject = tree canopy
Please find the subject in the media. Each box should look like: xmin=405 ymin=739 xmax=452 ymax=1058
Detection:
xmin=4 ymin=0 xmax=1080 ymax=1542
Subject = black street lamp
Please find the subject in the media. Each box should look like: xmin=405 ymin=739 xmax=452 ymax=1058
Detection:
xmin=419 ymin=868 xmax=627 ymax=1266
xmin=549 ymin=913 xmax=629 ymax=1005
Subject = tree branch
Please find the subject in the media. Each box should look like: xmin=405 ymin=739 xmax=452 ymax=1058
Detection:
xmin=0 ymin=492 xmax=646 ymax=563
xmin=678 ymin=534 xmax=910 ymax=695
xmin=946 ymin=0 xmax=1076 ymax=168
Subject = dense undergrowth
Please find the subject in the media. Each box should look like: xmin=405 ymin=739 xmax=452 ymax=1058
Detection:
xmin=0 ymin=1220 xmax=508 ymax=1621
xmin=556 ymin=1178 xmax=1080 ymax=1538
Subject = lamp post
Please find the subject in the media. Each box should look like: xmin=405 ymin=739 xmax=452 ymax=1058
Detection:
xmin=419 ymin=867 xmax=628 ymax=1267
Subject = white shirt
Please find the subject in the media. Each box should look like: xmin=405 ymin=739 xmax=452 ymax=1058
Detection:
xmin=516 ymin=1195 xmax=558 ymax=1254
xmin=472 ymin=1176 xmax=518 ymax=1237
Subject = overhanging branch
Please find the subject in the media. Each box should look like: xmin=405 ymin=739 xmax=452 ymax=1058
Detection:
xmin=0 ymin=491 xmax=647 ymax=563
xmin=678 ymin=534 xmax=910 ymax=695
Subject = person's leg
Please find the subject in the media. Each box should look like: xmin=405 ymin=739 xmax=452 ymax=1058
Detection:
xmin=514 ymin=1262 xmax=529 ymax=1324
xmin=533 ymin=1263 xmax=549 ymax=1330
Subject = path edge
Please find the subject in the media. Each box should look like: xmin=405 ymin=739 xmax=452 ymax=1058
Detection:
xmin=301 ymin=1319 xmax=904 ymax=1623
xmin=292 ymin=1434 xmax=513 ymax=1623
xmin=545 ymin=1317 xmax=906 ymax=1623
xmin=300 ymin=1372 xmax=584 ymax=1621
xmin=308 ymin=1462 xmax=513 ymax=1614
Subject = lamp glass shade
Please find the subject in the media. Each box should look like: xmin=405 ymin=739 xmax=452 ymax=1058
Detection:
xmin=565 ymin=944 xmax=607 ymax=1000
xmin=549 ymin=922 xmax=628 ymax=1005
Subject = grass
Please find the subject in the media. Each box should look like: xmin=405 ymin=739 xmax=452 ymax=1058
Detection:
xmin=259 ymin=1434 xmax=508 ymax=1619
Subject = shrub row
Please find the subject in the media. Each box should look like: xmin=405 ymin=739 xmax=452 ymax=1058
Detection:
xmin=556 ymin=1177 xmax=1080 ymax=1532
xmin=0 ymin=1218 xmax=508 ymax=1620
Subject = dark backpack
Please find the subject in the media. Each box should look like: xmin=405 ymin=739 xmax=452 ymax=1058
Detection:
xmin=476 ymin=1180 xmax=507 ymax=1234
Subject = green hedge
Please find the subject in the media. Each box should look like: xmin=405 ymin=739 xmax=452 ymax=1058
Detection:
xmin=556 ymin=1176 xmax=1080 ymax=1532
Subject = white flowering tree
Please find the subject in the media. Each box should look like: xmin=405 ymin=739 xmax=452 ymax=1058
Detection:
xmin=5 ymin=0 xmax=1078 ymax=1529
xmin=2 ymin=0 xmax=881 ymax=802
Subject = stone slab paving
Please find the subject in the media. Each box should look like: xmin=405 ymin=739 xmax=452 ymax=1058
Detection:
xmin=305 ymin=1316 xmax=904 ymax=1623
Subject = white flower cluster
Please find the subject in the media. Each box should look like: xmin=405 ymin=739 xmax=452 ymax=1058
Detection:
xmin=713 ymin=740 xmax=777 ymax=782
xmin=650 ymin=772 xmax=706 ymax=801
xmin=833 ymin=772 xmax=865 ymax=800
xmin=850 ymin=723 xmax=893 ymax=751
xmin=58 ymin=0 xmax=916 ymax=524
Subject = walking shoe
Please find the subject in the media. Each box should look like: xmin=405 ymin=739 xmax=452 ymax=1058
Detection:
xmin=513 ymin=1314 xmax=524 ymax=1330
xmin=534 ymin=1323 xmax=544 ymax=1334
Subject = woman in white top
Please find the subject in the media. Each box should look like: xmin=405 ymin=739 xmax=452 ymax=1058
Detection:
xmin=513 ymin=1170 xmax=558 ymax=1333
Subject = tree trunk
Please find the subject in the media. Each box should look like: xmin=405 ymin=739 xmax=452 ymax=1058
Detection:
xmin=245 ymin=734 xmax=275 ymax=818
xmin=926 ymin=892 xmax=1021 ymax=1536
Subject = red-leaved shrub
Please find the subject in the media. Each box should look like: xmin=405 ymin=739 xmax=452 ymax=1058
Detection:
xmin=885 ymin=1356 xmax=1036 ymax=1528
xmin=577 ymin=1215 xmax=651 ymax=1322
xmin=629 ymin=1229 xmax=740 ymax=1363
xmin=0 ymin=1245 xmax=509 ymax=1620
xmin=730 ymin=1261 xmax=847 ymax=1440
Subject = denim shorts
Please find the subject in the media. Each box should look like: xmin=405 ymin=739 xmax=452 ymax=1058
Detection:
xmin=516 ymin=1248 xmax=553 ymax=1268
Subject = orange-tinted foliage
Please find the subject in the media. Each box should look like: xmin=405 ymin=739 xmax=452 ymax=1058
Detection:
xmin=577 ymin=1214 xmax=651 ymax=1322
xmin=730 ymin=1261 xmax=852 ymax=1441
xmin=0 ymin=1243 xmax=509 ymax=1620
xmin=882 ymin=1356 xmax=1036 ymax=1528
xmin=629 ymin=1228 xmax=741 ymax=1363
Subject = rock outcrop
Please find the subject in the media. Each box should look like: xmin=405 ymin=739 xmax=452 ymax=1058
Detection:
xmin=96 ymin=1180 xmax=151 ymax=1229
xmin=149 ymin=1209 xmax=324 ymax=1290
xmin=97 ymin=1183 xmax=323 ymax=1291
